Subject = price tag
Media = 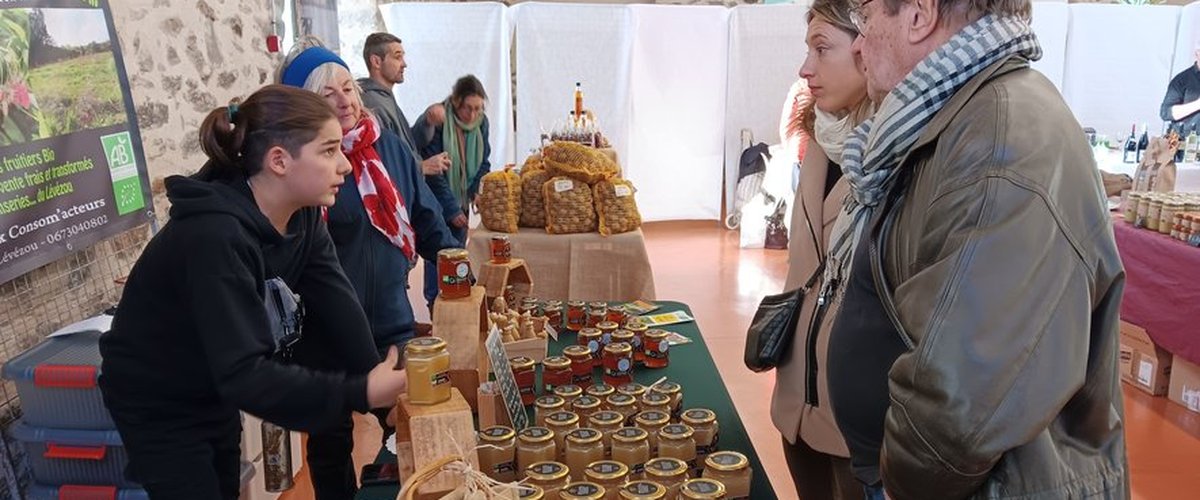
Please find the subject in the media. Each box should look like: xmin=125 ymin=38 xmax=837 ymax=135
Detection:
xmin=614 ymin=185 xmax=633 ymax=197
xmin=486 ymin=326 xmax=529 ymax=430
xmin=554 ymin=179 xmax=574 ymax=192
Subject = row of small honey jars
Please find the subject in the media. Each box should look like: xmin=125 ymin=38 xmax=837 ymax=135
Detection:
xmin=534 ymin=381 xmax=686 ymax=423
xmin=1125 ymin=192 xmax=1200 ymax=232
xmin=1168 ymin=211 xmax=1200 ymax=244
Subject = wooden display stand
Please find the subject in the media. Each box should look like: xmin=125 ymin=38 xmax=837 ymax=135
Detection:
xmin=432 ymin=286 xmax=489 ymax=411
xmin=394 ymin=388 xmax=479 ymax=500
xmin=478 ymin=258 xmax=534 ymax=305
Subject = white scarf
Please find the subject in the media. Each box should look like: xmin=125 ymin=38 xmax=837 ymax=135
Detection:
xmin=814 ymin=108 xmax=854 ymax=165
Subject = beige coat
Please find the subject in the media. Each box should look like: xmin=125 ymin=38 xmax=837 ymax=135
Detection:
xmin=769 ymin=138 xmax=851 ymax=458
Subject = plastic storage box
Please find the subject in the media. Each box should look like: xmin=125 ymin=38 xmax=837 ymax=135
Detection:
xmin=2 ymin=331 xmax=113 ymax=429
xmin=26 ymin=460 xmax=255 ymax=499
xmin=11 ymin=420 xmax=136 ymax=488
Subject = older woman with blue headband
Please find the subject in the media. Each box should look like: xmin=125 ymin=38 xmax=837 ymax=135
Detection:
xmin=277 ymin=38 xmax=460 ymax=499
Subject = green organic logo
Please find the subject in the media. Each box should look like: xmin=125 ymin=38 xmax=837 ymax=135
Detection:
xmin=101 ymin=131 xmax=143 ymax=215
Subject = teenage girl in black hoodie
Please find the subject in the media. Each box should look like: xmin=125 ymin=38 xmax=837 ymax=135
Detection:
xmin=98 ymin=85 xmax=408 ymax=500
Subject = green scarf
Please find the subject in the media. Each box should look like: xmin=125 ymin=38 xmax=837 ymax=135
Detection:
xmin=442 ymin=98 xmax=485 ymax=211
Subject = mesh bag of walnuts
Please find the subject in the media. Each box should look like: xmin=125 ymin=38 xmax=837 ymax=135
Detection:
xmin=593 ymin=178 xmax=642 ymax=236
xmin=519 ymin=167 xmax=552 ymax=229
xmin=478 ymin=170 xmax=522 ymax=233
xmin=543 ymin=176 xmax=597 ymax=234
xmin=543 ymin=141 xmax=619 ymax=184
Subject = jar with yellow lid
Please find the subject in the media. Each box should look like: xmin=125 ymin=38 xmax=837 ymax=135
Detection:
xmin=1161 ymin=202 xmax=1182 ymax=236
xmin=589 ymin=411 xmax=626 ymax=456
xmin=640 ymin=392 xmax=672 ymax=416
xmin=545 ymin=356 xmax=574 ymax=392
xmin=682 ymin=409 xmax=718 ymax=472
xmin=607 ymin=305 xmax=629 ymax=325
xmin=555 ymin=384 xmax=585 ymax=408
xmin=536 ymin=395 xmax=568 ymax=427
xmin=436 ymin=249 xmax=472 ymax=299
xmin=624 ymin=322 xmax=648 ymax=365
xmin=1147 ymin=197 xmax=1164 ymax=232
xmin=1135 ymin=194 xmax=1154 ymax=228
xmin=597 ymin=321 xmax=620 ymax=346
xmin=573 ymin=395 xmax=603 ymax=418
xmin=635 ymin=411 xmax=671 ymax=454
xmin=511 ymin=356 xmax=538 ymax=406
xmin=478 ymin=425 xmax=517 ymax=482
xmin=644 ymin=458 xmax=689 ymax=498
xmin=562 ymin=482 xmax=607 ymax=500
xmin=643 ymin=329 xmax=671 ymax=369
xmin=546 ymin=303 xmax=565 ymax=331
xmin=525 ymin=461 xmax=571 ymax=498
xmin=405 ymin=336 xmax=451 ymax=405
xmin=546 ymin=411 xmax=582 ymax=461
xmin=588 ymin=302 xmax=610 ymax=329
xmin=658 ymin=424 xmax=697 ymax=470
xmin=611 ymin=427 xmax=651 ymax=479
xmin=702 ymin=452 xmax=750 ymax=500
xmin=579 ymin=328 xmax=604 ymax=358
xmin=603 ymin=342 xmax=634 ymax=386
xmin=586 ymin=383 xmax=617 ymax=403
xmin=607 ymin=394 xmax=639 ymax=426
xmin=568 ymin=301 xmax=589 ymax=332
xmin=519 ymin=484 xmax=545 ymax=500
xmin=620 ymin=481 xmax=667 ymax=500
xmin=650 ymin=382 xmax=683 ymax=420
xmin=565 ymin=428 xmax=606 ymax=480
xmin=611 ymin=330 xmax=635 ymax=354
xmin=518 ymin=427 xmax=559 ymax=473
xmin=617 ymin=383 xmax=648 ymax=407
xmin=678 ymin=478 xmax=726 ymax=500
xmin=565 ymin=346 xmax=596 ymax=387
xmin=585 ymin=460 xmax=630 ymax=500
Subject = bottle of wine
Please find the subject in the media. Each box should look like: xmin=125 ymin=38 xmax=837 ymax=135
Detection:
xmin=574 ymin=82 xmax=584 ymax=121
xmin=1123 ymin=123 xmax=1138 ymax=163
xmin=1136 ymin=123 xmax=1150 ymax=163
xmin=1187 ymin=126 xmax=1199 ymax=163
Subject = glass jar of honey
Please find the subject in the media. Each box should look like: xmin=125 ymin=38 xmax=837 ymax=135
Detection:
xmin=564 ymin=346 xmax=596 ymax=388
xmin=650 ymin=382 xmax=683 ymax=420
xmin=565 ymin=428 xmax=606 ymax=479
xmin=535 ymin=395 xmax=567 ymax=427
xmin=703 ymin=452 xmax=750 ymax=500
xmin=518 ymin=428 xmax=558 ymax=473
xmin=606 ymin=306 xmax=628 ymax=326
xmin=573 ymin=395 xmax=603 ymax=419
xmin=478 ymin=425 xmax=518 ymax=482
xmin=607 ymin=393 xmax=639 ymax=426
xmin=436 ymin=249 xmax=472 ymax=299
xmin=603 ymin=342 xmax=634 ymax=386
xmin=561 ymin=482 xmax=606 ymax=500
xmin=579 ymin=328 xmax=604 ymax=359
xmin=546 ymin=303 xmax=565 ymax=331
xmin=611 ymin=427 xmax=651 ymax=479
xmin=678 ymin=478 xmax=726 ymax=500
xmin=640 ymin=392 xmax=672 ymax=417
xmin=620 ymin=481 xmax=666 ymax=500
xmin=544 ymin=356 xmax=574 ymax=392
xmin=546 ymin=411 xmax=581 ymax=460
xmin=519 ymin=484 xmax=545 ymax=500
xmin=404 ymin=336 xmax=451 ymax=405
xmin=682 ymin=409 xmax=718 ymax=473
xmin=588 ymin=302 xmax=609 ymax=328
xmin=525 ymin=461 xmax=571 ymax=498
xmin=617 ymin=383 xmax=647 ymax=411
xmin=597 ymin=321 xmax=620 ymax=342
xmin=586 ymin=383 xmax=616 ymax=403
xmin=588 ymin=410 xmax=625 ymax=456
xmin=568 ymin=301 xmax=588 ymax=331
xmin=625 ymin=323 xmax=648 ymax=365
xmin=511 ymin=356 xmax=537 ymax=406
xmin=490 ymin=234 xmax=512 ymax=264
xmin=634 ymin=411 xmax=671 ymax=454
xmin=585 ymin=461 xmax=630 ymax=500
xmin=644 ymin=458 xmax=689 ymax=498
xmin=657 ymin=424 xmax=697 ymax=471
xmin=554 ymin=384 xmax=584 ymax=408
xmin=643 ymin=329 xmax=671 ymax=369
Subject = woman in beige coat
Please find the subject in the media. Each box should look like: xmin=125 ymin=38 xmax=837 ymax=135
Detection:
xmin=769 ymin=0 xmax=873 ymax=498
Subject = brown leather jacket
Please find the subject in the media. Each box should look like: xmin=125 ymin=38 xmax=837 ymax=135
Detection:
xmin=869 ymin=57 xmax=1129 ymax=499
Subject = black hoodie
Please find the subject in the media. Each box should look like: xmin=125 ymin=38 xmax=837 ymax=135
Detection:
xmin=99 ymin=169 xmax=379 ymax=442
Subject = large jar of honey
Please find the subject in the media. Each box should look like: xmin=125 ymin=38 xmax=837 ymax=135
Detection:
xmin=702 ymin=452 xmax=751 ymax=500
xmin=588 ymin=410 xmax=625 ymax=456
xmin=644 ymin=458 xmax=689 ymax=498
xmin=517 ymin=427 xmax=558 ymax=473
xmin=643 ymin=330 xmax=671 ymax=369
xmin=603 ymin=342 xmax=634 ymax=386
xmin=650 ymin=382 xmax=683 ymax=420
xmin=535 ymin=395 xmax=567 ymax=427
xmin=584 ymin=461 xmax=630 ymax=500
xmin=525 ymin=461 xmax=571 ymax=498
xmin=606 ymin=394 xmax=639 ymax=426
xmin=619 ymin=481 xmax=666 ymax=500
xmin=678 ymin=478 xmax=726 ymax=500
xmin=682 ymin=409 xmax=718 ymax=473
xmin=546 ymin=411 xmax=582 ymax=460
xmin=478 ymin=426 xmax=517 ymax=483
xmin=611 ymin=427 xmax=651 ymax=479
xmin=572 ymin=395 xmax=603 ymax=419
xmin=634 ymin=411 xmax=670 ymax=454
xmin=564 ymin=428 xmax=606 ymax=479
xmin=405 ymin=337 xmax=451 ymax=405
xmin=436 ymin=249 xmax=472 ymax=299
xmin=657 ymin=424 xmax=697 ymax=471
xmin=544 ymin=356 xmax=574 ymax=392
xmin=564 ymin=346 xmax=595 ymax=387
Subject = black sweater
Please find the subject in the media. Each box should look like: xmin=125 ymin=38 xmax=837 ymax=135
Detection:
xmin=99 ymin=170 xmax=380 ymax=439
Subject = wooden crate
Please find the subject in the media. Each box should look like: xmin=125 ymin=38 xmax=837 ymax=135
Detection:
xmin=478 ymin=259 xmax=534 ymax=305
xmin=395 ymin=388 xmax=479 ymax=499
xmin=432 ymin=286 xmax=489 ymax=411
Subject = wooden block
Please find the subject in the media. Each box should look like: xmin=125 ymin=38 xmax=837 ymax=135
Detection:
xmin=478 ymin=259 xmax=534 ymax=304
xmin=449 ymin=369 xmax=479 ymax=410
xmin=477 ymin=384 xmax=514 ymax=429
xmin=394 ymin=388 xmax=480 ymax=498
xmin=433 ymin=286 xmax=489 ymax=412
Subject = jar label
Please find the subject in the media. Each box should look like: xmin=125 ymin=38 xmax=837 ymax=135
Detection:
xmin=493 ymin=460 xmax=516 ymax=475
xmin=626 ymin=481 xmax=656 ymax=495
xmin=650 ymin=459 xmax=682 ymax=472
xmin=710 ymin=451 xmax=741 ymax=467
xmin=555 ymin=179 xmax=574 ymax=192
xmin=567 ymin=483 xmax=601 ymax=495
xmin=571 ymin=429 xmax=599 ymax=440
xmin=534 ymin=462 xmax=563 ymax=475
xmin=524 ymin=428 xmax=550 ymax=438
xmin=591 ymin=462 xmax=622 ymax=475
xmin=483 ymin=427 xmax=511 ymax=438
xmin=630 ymin=463 xmax=647 ymax=477
xmin=431 ymin=371 xmax=450 ymax=386
xmin=615 ymin=185 xmax=633 ymax=197
xmin=455 ymin=262 xmax=470 ymax=278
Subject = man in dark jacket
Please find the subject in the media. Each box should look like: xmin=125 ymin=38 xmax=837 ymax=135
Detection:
xmin=1161 ymin=42 xmax=1200 ymax=135
xmin=825 ymin=0 xmax=1128 ymax=498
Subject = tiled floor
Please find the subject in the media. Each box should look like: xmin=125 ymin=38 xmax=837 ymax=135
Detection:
xmin=281 ymin=221 xmax=1200 ymax=500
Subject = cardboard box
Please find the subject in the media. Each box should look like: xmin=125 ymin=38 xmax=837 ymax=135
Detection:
xmin=1168 ymin=354 xmax=1200 ymax=414
xmin=1119 ymin=322 xmax=1172 ymax=396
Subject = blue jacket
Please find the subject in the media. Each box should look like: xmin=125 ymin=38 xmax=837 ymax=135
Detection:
xmin=325 ymin=130 xmax=459 ymax=351
xmin=412 ymin=114 xmax=493 ymax=221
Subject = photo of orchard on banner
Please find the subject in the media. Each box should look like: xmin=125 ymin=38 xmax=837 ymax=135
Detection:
xmin=0 ymin=0 xmax=152 ymax=284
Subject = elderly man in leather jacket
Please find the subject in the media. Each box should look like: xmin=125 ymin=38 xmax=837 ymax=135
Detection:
xmin=823 ymin=0 xmax=1129 ymax=498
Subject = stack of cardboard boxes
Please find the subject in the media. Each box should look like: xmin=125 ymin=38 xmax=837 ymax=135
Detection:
xmin=1119 ymin=321 xmax=1200 ymax=413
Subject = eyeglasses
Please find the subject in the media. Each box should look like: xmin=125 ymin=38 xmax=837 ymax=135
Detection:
xmin=850 ymin=0 xmax=875 ymax=33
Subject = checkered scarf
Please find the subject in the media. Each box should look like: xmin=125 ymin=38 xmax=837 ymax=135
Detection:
xmin=821 ymin=15 xmax=1041 ymax=298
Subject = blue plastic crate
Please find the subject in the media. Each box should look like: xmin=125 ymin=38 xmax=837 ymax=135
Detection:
xmin=10 ymin=421 xmax=136 ymax=488
xmin=2 ymin=331 xmax=113 ymax=429
xmin=24 ymin=461 xmax=254 ymax=499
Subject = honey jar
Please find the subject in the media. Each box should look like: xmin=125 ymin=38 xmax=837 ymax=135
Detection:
xmin=606 ymin=305 xmax=628 ymax=326
xmin=573 ymin=395 xmax=603 ymax=419
xmin=644 ymin=458 xmax=689 ymax=498
xmin=602 ymin=342 xmax=634 ymax=386
xmin=682 ymin=409 xmax=719 ymax=472
xmin=565 ymin=428 xmax=606 ymax=479
xmin=525 ymin=461 xmax=571 ymax=498
xmin=625 ymin=322 xmax=648 ymax=365
xmin=611 ymin=330 xmax=634 ymax=355
xmin=518 ymin=428 xmax=558 ymax=473
xmin=404 ymin=336 xmax=451 ymax=405
xmin=1124 ymin=193 xmax=1142 ymax=224
xmin=657 ymin=424 xmax=697 ymax=471
xmin=588 ymin=302 xmax=609 ymax=328
xmin=536 ymin=395 xmax=567 ymax=427
xmin=678 ymin=478 xmax=726 ymax=500
xmin=586 ymin=383 xmax=617 ymax=402
xmin=607 ymin=394 xmax=639 ymax=426
xmin=650 ymin=382 xmax=683 ymax=420
xmin=511 ymin=356 xmax=537 ymax=406
xmin=519 ymin=484 xmax=545 ymax=500
xmin=478 ymin=425 xmax=518 ymax=482
xmin=619 ymin=481 xmax=666 ymax=500
xmin=561 ymin=482 xmax=606 ymax=500
xmin=617 ymin=383 xmax=647 ymax=411
xmin=554 ymin=384 xmax=584 ymax=408
xmin=546 ymin=411 xmax=582 ymax=460
xmin=588 ymin=410 xmax=626 ymax=456
xmin=585 ymin=461 xmax=630 ymax=500
xmin=597 ymin=321 xmax=620 ymax=342
xmin=490 ymin=234 xmax=512 ymax=264
xmin=640 ymin=392 xmax=672 ymax=416
xmin=634 ymin=411 xmax=671 ymax=454
xmin=436 ymin=249 xmax=472 ymax=299
xmin=611 ymin=427 xmax=651 ymax=479
xmin=564 ymin=345 xmax=595 ymax=387
xmin=568 ymin=301 xmax=588 ymax=331
xmin=545 ymin=303 xmax=565 ymax=331
xmin=703 ymin=452 xmax=751 ymax=500
xmin=643 ymin=330 xmax=671 ymax=369
xmin=579 ymin=328 xmax=604 ymax=359
xmin=544 ymin=356 xmax=574 ymax=392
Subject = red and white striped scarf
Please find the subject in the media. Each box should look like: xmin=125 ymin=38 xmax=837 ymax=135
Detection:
xmin=341 ymin=115 xmax=417 ymax=264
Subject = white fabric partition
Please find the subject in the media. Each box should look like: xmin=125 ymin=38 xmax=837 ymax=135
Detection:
xmin=626 ymin=5 xmax=729 ymax=221
xmin=1172 ymin=3 xmax=1200 ymax=77
xmin=1029 ymin=2 xmax=1068 ymax=91
xmin=379 ymin=2 xmax=515 ymax=167
xmin=724 ymin=4 xmax=811 ymax=216
xmin=1063 ymin=4 xmax=1181 ymax=140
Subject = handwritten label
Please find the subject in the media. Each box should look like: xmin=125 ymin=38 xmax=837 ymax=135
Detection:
xmin=554 ymin=179 xmax=574 ymax=192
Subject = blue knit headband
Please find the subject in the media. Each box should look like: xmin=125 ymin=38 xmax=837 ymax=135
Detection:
xmin=281 ymin=47 xmax=350 ymax=88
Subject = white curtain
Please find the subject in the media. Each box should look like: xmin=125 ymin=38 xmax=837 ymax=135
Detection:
xmin=1029 ymin=2 xmax=1068 ymax=92
xmin=1172 ymin=3 xmax=1200 ymax=76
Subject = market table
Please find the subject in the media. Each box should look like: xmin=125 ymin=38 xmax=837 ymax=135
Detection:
xmin=466 ymin=227 xmax=656 ymax=303
xmin=355 ymin=301 xmax=777 ymax=499
xmin=1112 ymin=219 xmax=1200 ymax=365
